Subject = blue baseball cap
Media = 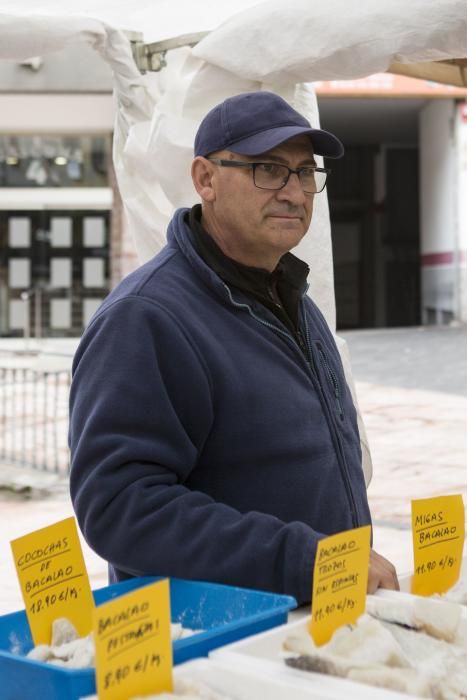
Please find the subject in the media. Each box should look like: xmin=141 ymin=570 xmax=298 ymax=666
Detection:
xmin=194 ymin=91 xmax=344 ymax=159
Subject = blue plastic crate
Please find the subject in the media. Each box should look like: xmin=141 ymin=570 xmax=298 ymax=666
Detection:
xmin=0 ymin=577 xmax=296 ymax=700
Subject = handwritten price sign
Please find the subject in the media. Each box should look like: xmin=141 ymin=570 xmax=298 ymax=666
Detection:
xmin=309 ymin=525 xmax=371 ymax=646
xmin=411 ymin=495 xmax=465 ymax=596
xmin=94 ymin=578 xmax=173 ymax=700
xmin=10 ymin=517 xmax=94 ymax=645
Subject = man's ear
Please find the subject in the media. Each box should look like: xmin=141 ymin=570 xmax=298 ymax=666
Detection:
xmin=191 ymin=157 xmax=216 ymax=202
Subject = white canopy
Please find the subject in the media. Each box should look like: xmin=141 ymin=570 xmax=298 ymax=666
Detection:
xmin=0 ymin=0 xmax=264 ymax=44
xmin=1 ymin=0 xmax=467 ymax=482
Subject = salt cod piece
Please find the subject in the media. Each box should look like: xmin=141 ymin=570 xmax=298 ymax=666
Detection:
xmin=285 ymin=650 xmax=451 ymax=699
xmin=285 ymin=652 xmax=357 ymax=678
xmin=29 ymin=633 xmax=96 ymax=668
xmin=348 ymin=667 xmax=433 ymax=697
xmin=170 ymin=623 xmax=200 ymax=641
xmin=285 ymin=616 xmax=467 ymax=698
xmin=50 ymin=633 xmax=94 ymax=661
xmin=368 ymin=591 xmax=463 ymax=642
xmin=284 ymin=615 xmax=410 ymax=669
xmin=133 ymin=677 xmax=232 ymax=699
xmin=171 ymin=622 xmax=184 ymax=641
xmin=367 ymin=594 xmax=417 ymax=628
xmin=429 ymin=654 xmax=467 ymax=700
xmin=26 ymin=644 xmax=53 ymax=662
xmin=59 ymin=635 xmax=95 ymax=668
xmin=444 ymin=577 xmax=467 ymax=606
xmin=51 ymin=617 xmax=80 ymax=646
xmin=283 ymin=624 xmax=317 ymax=657
xmin=324 ymin=615 xmax=411 ymax=667
xmin=26 ymin=618 xmax=201 ymax=669
xmin=26 ymin=617 xmax=81 ymax=662
xmin=412 ymin=597 xmax=462 ymax=642
xmin=381 ymin=619 xmax=466 ymax=679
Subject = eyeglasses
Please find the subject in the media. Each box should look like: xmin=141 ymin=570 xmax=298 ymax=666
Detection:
xmin=207 ymin=159 xmax=330 ymax=194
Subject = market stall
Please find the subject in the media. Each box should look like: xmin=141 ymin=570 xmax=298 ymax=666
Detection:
xmin=0 ymin=2 xmax=466 ymax=698
xmin=0 ymin=521 xmax=466 ymax=699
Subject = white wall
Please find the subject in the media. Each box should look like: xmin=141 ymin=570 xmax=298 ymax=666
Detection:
xmin=420 ymin=100 xmax=457 ymax=254
xmin=419 ymin=99 xmax=458 ymax=323
xmin=457 ymin=103 xmax=467 ymax=322
xmin=0 ymin=94 xmax=114 ymax=133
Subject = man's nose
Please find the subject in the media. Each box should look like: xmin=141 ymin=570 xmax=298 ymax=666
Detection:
xmin=275 ymin=172 xmax=308 ymax=204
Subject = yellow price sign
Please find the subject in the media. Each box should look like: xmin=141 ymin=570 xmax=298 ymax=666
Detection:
xmin=411 ymin=495 xmax=465 ymax=596
xmin=10 ymin=516 xmax=94 ymax=645
xmin=94 ymin=578 xmax=173 ymax=700
xmin=309 ymin=525 xmax=371 ymax=646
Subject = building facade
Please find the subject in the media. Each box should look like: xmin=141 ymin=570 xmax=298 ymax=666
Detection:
xmin=0 ymin=44 xmax=137 ymax=339
xmin=1 ymin=46 xmax=466 ymax=336
xmin=315 ymin=74 xmax=467 ymax=328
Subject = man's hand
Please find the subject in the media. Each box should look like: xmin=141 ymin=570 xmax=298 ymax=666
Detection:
xmin=367 ymin=549 xmax=400 ymax=593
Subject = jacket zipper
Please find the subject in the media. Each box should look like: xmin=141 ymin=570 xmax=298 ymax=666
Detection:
xmin=317 ymin=345 xmax=345 ymax=421
xmin=224 ymin=283 xmax=359 ymax=527
xmin=223 ymin=284 xmax=295 ymax=345
xmin=301 ymin=306 xmax=359 ymax=528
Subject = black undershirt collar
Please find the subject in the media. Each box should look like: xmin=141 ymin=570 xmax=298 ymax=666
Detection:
xmin=187 ymin=204 xmax=309 ymax=336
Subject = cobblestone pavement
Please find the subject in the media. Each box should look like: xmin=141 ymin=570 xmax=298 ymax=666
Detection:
xmin=1 ymin=327 xmax=466 ymax=614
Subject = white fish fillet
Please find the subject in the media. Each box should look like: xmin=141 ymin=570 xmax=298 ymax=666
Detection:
xmin=134 ymin=677 xmax=233 ymax=699
xmin=84 ymin=678 xmax=233 ymax=700
xmin=284 ymin=615 xmax=410 ymax=669
xmin=444 ymin=578 xmax=467 ymax=606
xmin=347 ymin=667 xmax=433 ymax=697
xmin=26 ymin=644 xmax=53 ymax=662
xmin=283 ymin=608 xmax=467 ymax=699
xmin=436 ymin=654 xmax=467 ymax=699
xmin=367 ymin=592 xmax=463 ymax=642
xmin=379 ymin=621 xmax=464 ymax=679
xmin=325 ymin=615 xmax=411 ymax=667
xmin=51 ymin=617 xmax=79 ymax=645
xmin=26 ymin=618 xmax=201 ymax=668
xmin=27 ymin=617 xmax=81 ymax=662
xmin=171 ymin=623 xmax=202 ymax=640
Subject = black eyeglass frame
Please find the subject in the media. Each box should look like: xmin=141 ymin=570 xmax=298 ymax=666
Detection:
xmin=207 ymin=158 xmax=331 ymax=194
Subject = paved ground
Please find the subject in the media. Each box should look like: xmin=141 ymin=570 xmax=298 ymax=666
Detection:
xmin=343 ymin=324 xmax=467 ymax=395
xmin=1 ymin=326 xmax=466 ymax=614
xmin=344 ymin=325 xmax=467 ymax=578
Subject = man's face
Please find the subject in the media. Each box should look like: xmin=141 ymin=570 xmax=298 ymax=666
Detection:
xmin=201 ymin=134 xmax=316 ymax=270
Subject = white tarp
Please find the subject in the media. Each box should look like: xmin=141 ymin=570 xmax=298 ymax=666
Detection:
xmin=0 ymin=0 xmax=264 ymax=43
xmin=194 ymin=0 xmax=467 ymax=84
xmin=1 ymin=0 xmax=467 ymax=484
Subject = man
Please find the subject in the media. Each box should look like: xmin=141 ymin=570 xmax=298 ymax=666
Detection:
xmin=69 ymin=91 xmax=398 ymax=604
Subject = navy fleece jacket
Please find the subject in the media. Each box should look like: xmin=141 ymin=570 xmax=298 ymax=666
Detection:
xmin=69 ymin=208 xmax=371 ymax=604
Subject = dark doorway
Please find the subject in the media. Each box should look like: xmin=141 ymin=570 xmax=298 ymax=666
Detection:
xmin=384 ymin=148 xmax=421 ymax=326
xmin=327 ymin=145 xmax=420 ymax=329
xmin=327 ymin=146 xmax=377 ymax=329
